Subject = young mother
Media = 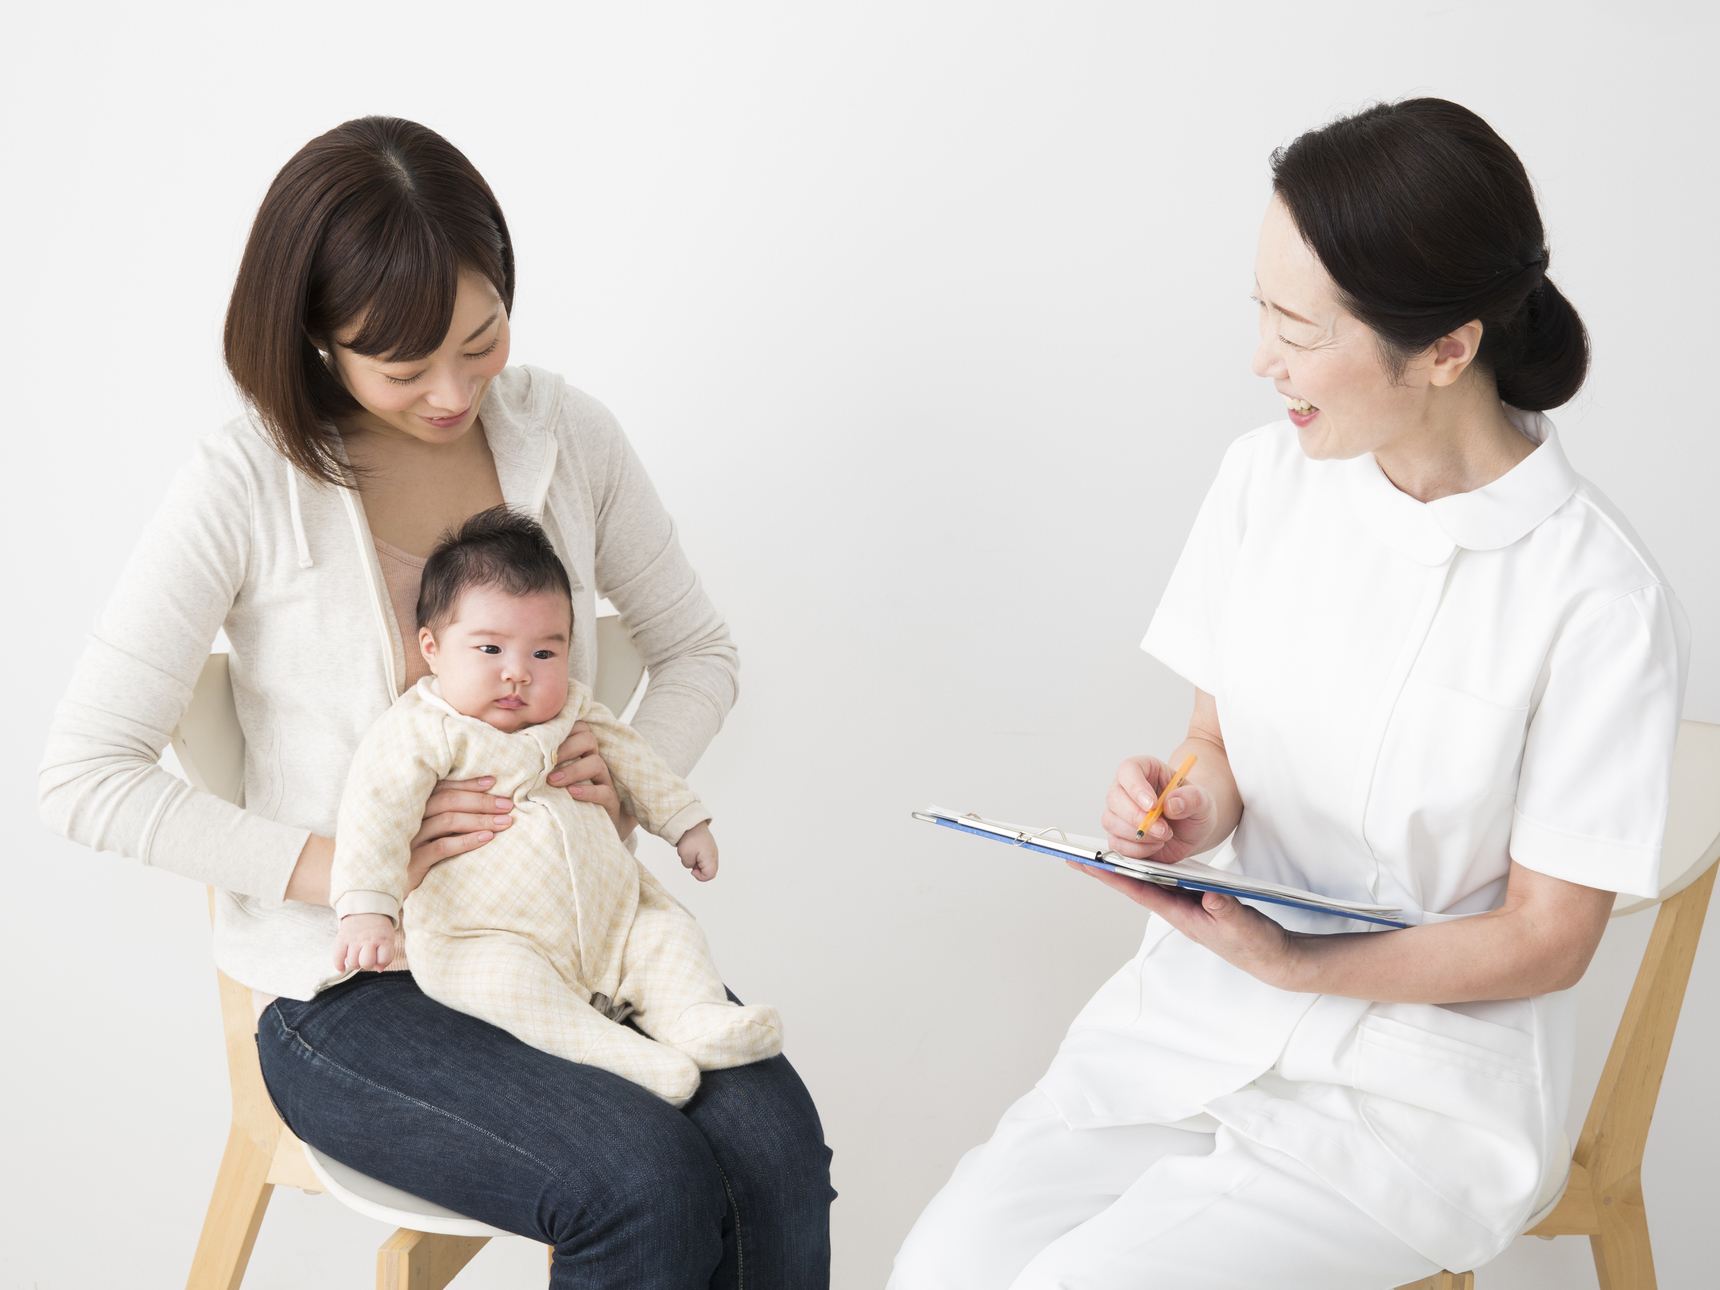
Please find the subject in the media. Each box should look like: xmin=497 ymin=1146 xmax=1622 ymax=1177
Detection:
xmin=891 ymin=100 xmax=1688 ymax=1287
xmin=40 ymin=117 xmax=833 ymax=1286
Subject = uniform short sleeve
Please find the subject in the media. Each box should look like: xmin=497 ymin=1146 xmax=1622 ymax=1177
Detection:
xmin=1139 ymin=430 xmax=1262 ymax=696
xmin=1510 ymin=583 xmax=1690 ymax=898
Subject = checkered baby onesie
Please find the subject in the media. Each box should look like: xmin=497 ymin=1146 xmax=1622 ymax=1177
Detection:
xmin=330 ymin=676 xmax=782 ymax=1105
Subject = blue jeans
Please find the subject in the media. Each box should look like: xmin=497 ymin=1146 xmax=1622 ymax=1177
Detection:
xmin=258 ymin=970 xmax=833 ymax=1288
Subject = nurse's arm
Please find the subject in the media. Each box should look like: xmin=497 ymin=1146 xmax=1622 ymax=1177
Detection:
xmin=1081 ymin=857 xmax=1615 ymax=1002
xmin=1269 ymin=862 xmax=1615 ymax=1001
xmin=1089 ymin=689 xmax=1615 ymax=1001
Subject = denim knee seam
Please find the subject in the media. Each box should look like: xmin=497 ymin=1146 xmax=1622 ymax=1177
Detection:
xmin=715 ymin=1161 xmax=744 ymax=1288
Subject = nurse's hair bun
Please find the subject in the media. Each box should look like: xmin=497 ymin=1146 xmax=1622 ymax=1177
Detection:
xmin=1270 ymin=99 xmax=1589 ymax=412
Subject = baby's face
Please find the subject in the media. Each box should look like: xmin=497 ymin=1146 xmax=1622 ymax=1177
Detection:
xmin=419 ymin=585 xmax=572 ymax=732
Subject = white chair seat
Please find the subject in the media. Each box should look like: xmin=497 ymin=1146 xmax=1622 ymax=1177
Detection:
xmin=301 ymin=1143 xmax=510 ymax=1239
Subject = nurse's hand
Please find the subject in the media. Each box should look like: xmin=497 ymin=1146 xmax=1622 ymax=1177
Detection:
xmin=1102 ymin=756 xmax=1219 ymax=863
xmin=1071 ymin=862 xmax=1295 ymax=984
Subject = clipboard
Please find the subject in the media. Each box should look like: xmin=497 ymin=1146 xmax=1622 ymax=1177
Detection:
xmin=914 ymin=807 xmax=1409 ymax=929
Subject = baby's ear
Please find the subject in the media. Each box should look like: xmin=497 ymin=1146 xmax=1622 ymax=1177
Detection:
xmin=418 ymin=627 xmax=439 ymax=671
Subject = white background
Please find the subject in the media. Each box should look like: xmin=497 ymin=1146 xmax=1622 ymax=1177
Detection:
xmin=4 ymin=3 xmax=1715 ymax=1287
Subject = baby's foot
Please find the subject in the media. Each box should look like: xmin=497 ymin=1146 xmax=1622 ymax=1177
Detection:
xmin=662 ymin=1003 xmax=785 ymax=1070
xmin=581 ymin=1019 xmax=702 ymax=1106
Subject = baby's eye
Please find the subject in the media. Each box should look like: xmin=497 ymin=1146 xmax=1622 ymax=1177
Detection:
xmin=533 ymin=650 xmax=555 ymax=660
xmin=477 ymin=644 xmax=501 ymax=655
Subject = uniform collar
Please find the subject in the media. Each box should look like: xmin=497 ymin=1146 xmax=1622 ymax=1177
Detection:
xmin=1344 ymin=408 xmax=1580 ymax=566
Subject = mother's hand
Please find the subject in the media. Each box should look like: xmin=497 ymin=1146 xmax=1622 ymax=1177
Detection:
xmin=403 ymin=776 xmax=515 ymax=895
xmin=283 ymin=777 xmax=513 ymax=907
xmin=547 ymin=721 xmax=636 ymax=840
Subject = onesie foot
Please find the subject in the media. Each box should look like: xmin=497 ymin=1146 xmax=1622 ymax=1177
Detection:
xmin=581 ymin=1021 xmax=703 ymax=1106
xmin=658 ymin=1002 xmax=785 ymax=1070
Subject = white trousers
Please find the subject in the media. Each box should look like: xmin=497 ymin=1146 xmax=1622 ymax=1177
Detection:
xmin=888 ymin=1089 xmax=1441 ymax=1290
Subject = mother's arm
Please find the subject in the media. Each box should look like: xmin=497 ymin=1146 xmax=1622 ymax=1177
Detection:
xmin=38 ymin=438 xmax=311 ymax=898
xmin=1087 ymin=689 xmax=1614 ymax=1003
xmin=564 ymin=388 xmax=740 ymax=780
xmin=39 ymin=437 xmax=510 ymax=907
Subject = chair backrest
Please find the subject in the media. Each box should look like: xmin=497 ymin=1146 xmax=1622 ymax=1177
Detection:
xmin=1612 ymin=718 xmax=1720 ymax=917
xmin=170 ymin=654 xmax=245 ymax=805
xmin=1571 ymin=717 xmax=1720 ymax=1217
xmin=591 ymin=616 xmax=649 ymax=720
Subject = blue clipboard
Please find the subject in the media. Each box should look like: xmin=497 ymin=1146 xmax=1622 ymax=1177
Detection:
xmin=916 ymin=811 xmax=1410 ymax=929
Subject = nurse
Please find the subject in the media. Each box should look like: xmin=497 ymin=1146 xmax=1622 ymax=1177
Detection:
xmin=890 ymin=99 xmax=1689 ymax=1288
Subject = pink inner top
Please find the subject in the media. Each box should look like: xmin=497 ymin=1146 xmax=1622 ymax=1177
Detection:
xmin=375 ymin=537 xmax=433 ymax=690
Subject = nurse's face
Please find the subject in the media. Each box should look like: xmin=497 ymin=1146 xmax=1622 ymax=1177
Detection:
xmin=1249 ymin=195 xmax=1431 ymax=462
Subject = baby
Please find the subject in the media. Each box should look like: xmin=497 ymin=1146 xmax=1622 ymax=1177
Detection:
xmin=330 ymin=507 xmax=781 ymax=1105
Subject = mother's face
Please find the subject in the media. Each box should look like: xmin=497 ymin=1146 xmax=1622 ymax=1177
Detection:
xmin=1250 ymin=195 xmax=1436 ymax=462
xmin=330 ymin=270 xmax=512 ymax=445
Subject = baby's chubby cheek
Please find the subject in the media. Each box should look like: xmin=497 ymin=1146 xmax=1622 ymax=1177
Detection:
xmin=439 ymin=671 xmax=491 ymax=717
xmin=530 ymin=676 xmax=570 ymax=723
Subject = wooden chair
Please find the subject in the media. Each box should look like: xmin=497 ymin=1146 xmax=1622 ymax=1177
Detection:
xmin=1398 ymin=718 xmax=1720 ymax=1290
xmin=171 ymin=619 xmax=648 ymax=1290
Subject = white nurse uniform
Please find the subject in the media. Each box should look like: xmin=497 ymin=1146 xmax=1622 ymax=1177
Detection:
xmin=891 ymin=411 xmax=1688 ymax=1287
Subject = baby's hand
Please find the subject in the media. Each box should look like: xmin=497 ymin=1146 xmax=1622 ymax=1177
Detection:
xmin=334 ymin=912 xmax=397 ymax=972
xmin=676 ymin=822 xmax=719 ymax=881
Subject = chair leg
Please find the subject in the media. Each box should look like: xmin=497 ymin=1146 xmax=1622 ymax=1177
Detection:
xmin=185 ymin=1123 xmax=275 ymax=1290
xmin=1589 ymin=1169 xmax=1655 ymax=1290
xmin=376 ymin=1229 xmax=490 ymax=1290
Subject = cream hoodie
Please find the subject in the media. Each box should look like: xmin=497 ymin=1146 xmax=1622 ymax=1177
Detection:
xmin=38 ymin=366 xmax=738 ymax=1001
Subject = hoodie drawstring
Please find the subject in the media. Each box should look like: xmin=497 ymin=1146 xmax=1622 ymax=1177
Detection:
xmin=286 ymin=465 xmax=313 ymax=569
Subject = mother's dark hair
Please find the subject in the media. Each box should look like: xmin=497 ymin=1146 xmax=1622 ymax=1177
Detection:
xmin=1271 ymin=98 xmax=1587 ymax=411
xmin=224 ymin=116 xmax=515 ymax=486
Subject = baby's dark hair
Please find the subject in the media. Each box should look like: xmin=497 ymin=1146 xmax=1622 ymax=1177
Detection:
xmin=416 ymin=506 xmax=573 ymax=634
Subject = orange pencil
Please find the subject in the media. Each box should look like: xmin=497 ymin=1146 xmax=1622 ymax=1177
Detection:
xmin=1135 ymin=753 xmax=1197 ymax=839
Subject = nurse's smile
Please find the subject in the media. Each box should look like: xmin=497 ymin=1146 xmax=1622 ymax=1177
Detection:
xmin=1281 ymin=392 xmax=1318 ymax=428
